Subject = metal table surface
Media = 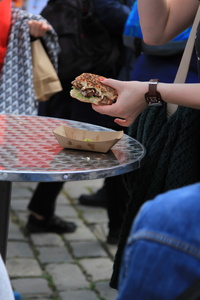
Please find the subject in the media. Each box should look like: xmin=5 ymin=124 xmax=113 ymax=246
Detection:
xmin=0 ymin=114 xmax=145 ymax=261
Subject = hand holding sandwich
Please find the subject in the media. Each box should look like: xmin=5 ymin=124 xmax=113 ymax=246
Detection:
xmin=91 ymin=78 xmax=148 ymax=127
xmin=70 ymin=73 xmax=149 ymax=127
xmin=92 ymin=78 xmax=200 ymax=127
xmin=70 ymin=73 xmax=200 ymax=127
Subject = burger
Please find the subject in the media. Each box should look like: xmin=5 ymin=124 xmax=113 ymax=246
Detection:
xmin=70 ymin=73 xmax=118 ymax=105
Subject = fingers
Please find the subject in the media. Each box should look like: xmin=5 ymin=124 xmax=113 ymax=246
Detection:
xmin=28 ymin=20 xmax=51 ymax=38
xmin=92 ymin=104 xmax=134 ymax=127
xmin=92 ymin=103 xmax=118 ymax=118
xmin=114 ymin=118 xmax=132 ymax=127
xmin=100 ymin=78 xmax=125 ymax=92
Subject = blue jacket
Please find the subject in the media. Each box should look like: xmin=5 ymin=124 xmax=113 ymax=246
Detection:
xmin=117 ymin=183 xmax=200 ymax=300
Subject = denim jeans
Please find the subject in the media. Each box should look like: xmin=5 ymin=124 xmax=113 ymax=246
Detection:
xmin=117 ymin=183 xmax=200 ymax=300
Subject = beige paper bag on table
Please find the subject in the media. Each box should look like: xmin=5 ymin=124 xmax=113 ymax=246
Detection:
xmin=31 ymin=39 xmax=62 ymax=102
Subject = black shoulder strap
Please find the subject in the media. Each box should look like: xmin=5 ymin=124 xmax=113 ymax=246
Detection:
xmin=174 ymin=278 xmax=200 ymax=300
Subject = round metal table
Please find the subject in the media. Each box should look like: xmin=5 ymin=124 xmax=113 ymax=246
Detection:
xmin=0 ymin=114 xmax=145 ymax=260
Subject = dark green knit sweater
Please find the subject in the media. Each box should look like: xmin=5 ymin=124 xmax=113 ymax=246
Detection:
xmin=110 ymin=104 xmax=200 ymax=289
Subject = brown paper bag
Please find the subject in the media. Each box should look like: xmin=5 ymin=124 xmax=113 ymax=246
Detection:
xmin=31 ymin=39 xmax=62 ymax=102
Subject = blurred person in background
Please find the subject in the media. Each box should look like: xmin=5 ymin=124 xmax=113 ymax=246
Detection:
xmin=91 ymin=0 xmax=200 ymax=289
xmin=26 ymin=0 xmax=134 ymax=244
xmin=0 ymin=2 xmax=59 ymax=298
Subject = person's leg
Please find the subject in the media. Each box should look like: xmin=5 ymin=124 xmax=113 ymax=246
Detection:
xmin=28 ymin=182 xmax=64 ymax=217
xmin=79 ymin=182 xmax=108 ymax=207
xmin=26 ymin=89 xmax=76 ymax=234
xmin=80 ymin=175 xmax=129 ymax=244
xmin=26 ymin=182 xmax=76 ymax=233
xmin=106 ymin=175 xmax=129 ymax=244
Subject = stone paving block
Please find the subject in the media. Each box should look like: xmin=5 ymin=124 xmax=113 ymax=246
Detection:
xmin=11 ymin=187 xmax=32 ymax=199
xmin=55 ymin=205 xmax=78 ymax=218
xmin=64 ymin=225 xmax=96 ymax=242
xmin=57 ymin=192 xmax=70 ymax=205
xmin=70 ymin=241 xmax=107 ymax=258
xmin=92 ymin=223 xmax=108 ymax=242
xmin=15 ymin=211 xmax=29 ymax=224
xmin=7 ymin=258 xmax=42 ymax=277
xmin=64 ymin=218 xmax=85 ymax=228
xmin=38 ymin=246 xmax=72 ymax=264
xmin=95 ymin=281 xmax=118 ymax=300
xmin=6 ymin=180 xmax=122 ymax=299
xmin=7 ymin=241 xmax=33 ymax=258
xmin=80 ymin=258 xmax=113 ymax=281
xmin=11 ymin=278 xmax=52 ymax=296
xmin=64 ymin=179 xmax=104 ymax=199
xmin=78 ymin=205 xmax=106 ymax=213
xmin=63 ymin=182 xmax=89 ymax=199
xmin=106 ymin=244 xmax=117 ymax=259
xmin=81 ymin=210 xmax=108 ymax=224
xmin=10 ymin=199 xmax=30 ymax=211
xmin=8 ymin=221 xmax=26 ymax=241
xmin=46 ymin=263 xmax=89 ymax=290
xmin=91 ymin=224 xmax=118 ymax=259
xmin=12 ymin=182 xmax=37 ymax=189
xmin=31 ymin=233 xmax=64 ymax=246
xmin=60 ymin=289 xmax=99 ymax=300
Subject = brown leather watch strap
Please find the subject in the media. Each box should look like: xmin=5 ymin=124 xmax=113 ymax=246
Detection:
xmin=149 ymin=79 xmax=158 ymax=95
xmin=145 ymin=79 xmax=164 ymax=106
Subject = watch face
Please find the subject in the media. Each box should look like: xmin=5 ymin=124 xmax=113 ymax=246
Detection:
xmin=150 ymin=96 xmax=159 ymax=103
xmin=145 ymin=93 xmax=164 ymax=106
xmin=145 ymin=79 xmax=164 ymax=106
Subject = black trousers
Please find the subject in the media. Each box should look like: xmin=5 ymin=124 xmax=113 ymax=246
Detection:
xmin=28 ymin=182 xmax=64 ymax=218
xmin=106 ymin=175 xmax=129 ymax=231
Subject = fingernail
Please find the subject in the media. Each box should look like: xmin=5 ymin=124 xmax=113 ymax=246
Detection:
xmin=100 ymin=77 xmax=105 ymax=81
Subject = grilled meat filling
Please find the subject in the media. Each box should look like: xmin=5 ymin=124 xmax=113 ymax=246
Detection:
xmin=72 ymin=81 xmax=100 ymax=98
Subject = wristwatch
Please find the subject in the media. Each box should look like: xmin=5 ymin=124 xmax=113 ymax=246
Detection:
xmin=145 ymin=79 xmax=164 ymax=106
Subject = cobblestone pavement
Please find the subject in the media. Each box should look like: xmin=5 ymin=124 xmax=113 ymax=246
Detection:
xmin=7 ymin=179 xmax=118 ymax=300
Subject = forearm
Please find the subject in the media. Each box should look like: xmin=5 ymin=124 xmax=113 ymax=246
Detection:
xmin=158 ymin=82 xmax=200 ymax=109
xmin=92 ymin=79 xmax=200 ymax=127
xmin=133 ymin=81 xmax=200 ymax=110
xmin=138 ymin=0 xmax=198 ymax=45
